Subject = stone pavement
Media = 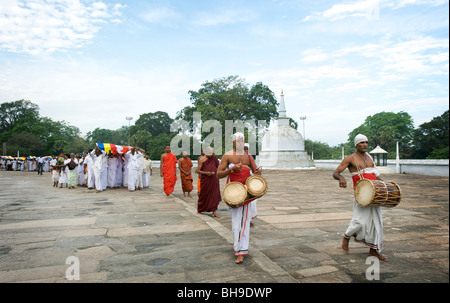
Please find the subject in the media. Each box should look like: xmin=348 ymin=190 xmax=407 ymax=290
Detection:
xmin=0 ymin=169 xmax=448 ymax=283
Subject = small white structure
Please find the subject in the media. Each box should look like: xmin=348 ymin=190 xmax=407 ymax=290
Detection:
xmin=256 ymin=91 xmax=315 ymax=169
xmin=369 ymin=145 xmax=388 ymax=166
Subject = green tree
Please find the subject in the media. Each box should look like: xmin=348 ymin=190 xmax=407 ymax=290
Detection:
xmin=1 ymin=100 xmax=85 ymax=156
xmin=0 ymin=99 xmax=40 ymax=133
xmin=412 ymin=110 xmax=449 ymax=159
xmin=348 ymin=111 xmax=414 ymax=158
xmin=130 ymin=130 xmax=152 ymax=152
xmin=176 ymin=75 xmax=278 ymax=154
xmin=130 ymin=111 xmax=174 ymax=138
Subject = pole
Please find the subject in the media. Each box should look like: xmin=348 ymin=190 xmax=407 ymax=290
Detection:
xmin=395 ymin=140 xmax=400 ymax=173
xmin=126 ymin=117 xmax=133 ymax=146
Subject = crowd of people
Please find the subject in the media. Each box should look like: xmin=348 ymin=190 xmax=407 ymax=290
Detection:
xmin=44 ymin=146 xmax=154 ymax=193
xmin=1 ymin=132 xmax=388 ymax=264
xmin=1 ymin=156 xmax=49 ymax=174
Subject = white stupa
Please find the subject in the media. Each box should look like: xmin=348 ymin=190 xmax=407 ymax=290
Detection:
xmin=256 ymin=90 xmax=315 ymax=169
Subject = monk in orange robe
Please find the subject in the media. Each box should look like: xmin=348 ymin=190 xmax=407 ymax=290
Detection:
xmin=178 ymin=151 xmax=193 ymax=197
xmin=160 ymin=145 xmax=177 ymax=198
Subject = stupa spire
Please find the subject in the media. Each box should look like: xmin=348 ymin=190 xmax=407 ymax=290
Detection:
xmin=278 ymin=89 xmax=287 ymax=118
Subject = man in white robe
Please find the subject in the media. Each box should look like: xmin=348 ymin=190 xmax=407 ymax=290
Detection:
xmin=143 ymin=153 xmax=152 ymax=188
xmin=90 ymin=147 xmax=107 ymax=193
xmin=107 ymin=153 xmax=118 ymax=189
xmin=125 ymin=147 xmax=144 ymax=191
xmin=217 ymin=133 xmax=262 ymax=264
xmin=137 ymin=152 xmax=145 ymax=190
xmin=122 ymin=155 xmax=128 ymax=188
xmin=101 ymin=153 xmax=108 ymax=190
xmin=84 ymin=152 xmax=95 ymax=189
xmin=333 ymin=134 xmax=387 ymax=261
xmin=77 ymin=154 xmax=86 ymax=186
xmin=115 ymin=155 xmax=123 ymax=188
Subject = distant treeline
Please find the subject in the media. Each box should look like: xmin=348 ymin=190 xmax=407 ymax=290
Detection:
xmin=1 ymin=76 xmax=448 ymax=160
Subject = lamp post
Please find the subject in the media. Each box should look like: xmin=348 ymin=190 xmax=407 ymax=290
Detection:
xmin=299 ymin=116 xmax=306 ymax=153
xmin=395 ymin=140 xmax=400 ymax=173
xmin=299 ymin=116 xmax=306 ymax=140
xmin=126 ymin=117 xmax=133 ymax=146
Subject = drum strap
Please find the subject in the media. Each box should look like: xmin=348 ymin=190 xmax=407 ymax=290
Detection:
xmin=247 ymin=152 xmax=257 ymax=173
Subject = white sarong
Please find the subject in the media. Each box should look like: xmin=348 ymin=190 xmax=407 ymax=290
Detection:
xmin=231 ymin=203 xmax=254 ymax=256
xmin=344 ymin=168 xmax=383 ymax=252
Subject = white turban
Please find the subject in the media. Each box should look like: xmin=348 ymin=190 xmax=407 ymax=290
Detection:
xmin=354 ymin=134 xmax=368 ymax=146
xmin=232 ymin=132 xmax=245 ymax=142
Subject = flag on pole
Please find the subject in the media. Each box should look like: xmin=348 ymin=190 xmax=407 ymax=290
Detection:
xmin=96 ymin=143 xmax=132 ymax=155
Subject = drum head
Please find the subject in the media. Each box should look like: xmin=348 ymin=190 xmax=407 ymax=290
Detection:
xmin=222 ymin=182 xmax=248 ymax=207
xmin=246 ymin=175 xmax=267 ymax=197
xmin=354 ymin=179 xmax=375 ymax=207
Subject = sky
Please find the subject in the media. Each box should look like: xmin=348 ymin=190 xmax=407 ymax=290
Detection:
xmin=0 ymin=0 xmax=448 ymax=146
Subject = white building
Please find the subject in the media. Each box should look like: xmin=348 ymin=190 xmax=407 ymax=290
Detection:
xmin=256 ymin=91 xmax=315 ymax=169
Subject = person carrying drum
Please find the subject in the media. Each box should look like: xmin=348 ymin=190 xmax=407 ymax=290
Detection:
xmin=332 ymin=134 xmax=388 ymax=262
xmin=217 ymin=132 xmax=262 ymax=264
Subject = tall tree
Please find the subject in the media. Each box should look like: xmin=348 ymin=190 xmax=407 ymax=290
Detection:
xmin=348 ymin=111 xmax=414 ymax=158
xmin=412 ymin=110 xmax=449 ymax=159
xmin=0 ymin=99 xmax=40 ymax=133
xmin=175 ymin=75 xmax=278 ymax=154
xmin=130 ymin=111 xmax=174 ymax=137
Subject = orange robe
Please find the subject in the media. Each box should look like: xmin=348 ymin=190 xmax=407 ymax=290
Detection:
xmin=179 ymin=157 xmax=193 ymax=193
xmin=162 ymin=152 xmax=177 ymax=195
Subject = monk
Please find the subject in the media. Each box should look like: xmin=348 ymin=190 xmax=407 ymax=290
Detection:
xmin=333 ymin=134 xmax=388 ymax=262
xmin=217 ymin=133 xmax=262 ymax=264
xmin=197 ymin=147 xmax=221 ymax=218
xmin=196 ymin=150 xmax=205 ymax=194
xmin=179 ymin=151 xmax=194 ymax=197
xmin=160 ymin=145 xmax=178 ymax=198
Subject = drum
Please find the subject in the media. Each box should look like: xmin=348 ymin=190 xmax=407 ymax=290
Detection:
xmin=245 ymin=175 xmax=268 ymax=198
xmin=354 ymin=179 xmax=402 ymax=208
xmin=222 ymin=182 xmax=251 ymax=208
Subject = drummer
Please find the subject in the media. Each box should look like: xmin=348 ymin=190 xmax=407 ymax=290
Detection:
xmin=332 ymin=134 xmax=388 ymax=261
xmin=217 ymin=132 xmax=262 ymax=264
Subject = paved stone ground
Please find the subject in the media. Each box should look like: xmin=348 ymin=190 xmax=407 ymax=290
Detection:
xmin=0 ymin=168 xmax=448 ymax=284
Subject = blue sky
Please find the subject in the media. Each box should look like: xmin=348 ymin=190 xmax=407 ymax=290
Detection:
xmin=0 ymin=0 xmax=448 ymax=147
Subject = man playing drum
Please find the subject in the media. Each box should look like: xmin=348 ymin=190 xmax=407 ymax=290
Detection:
xmin=217 ymin=132 xmax=262 ymax=264
xmin=333 ymin=134 xmax=388 ymax=262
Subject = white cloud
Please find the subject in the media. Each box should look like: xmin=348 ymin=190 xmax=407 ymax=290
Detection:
xmin=0 ymin=0 xmax=124 ymax=55
xmin=302 ymin=0 xmax=448 ymax=22
xmin=391 ymin=0 xmax=449 ymax=9
xmin=190 ymin=9 xmax=255 ymax=26
xmin=302 ymin=0 xmax=381 ymax=22
xmin=140 ymin=6 xmax=178 ymax=24
xmin=300 ymin=49 xmax=330 ymax=63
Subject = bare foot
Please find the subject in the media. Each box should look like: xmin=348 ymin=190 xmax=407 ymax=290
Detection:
xmin=342 ymin=236 xmax=350 ymax=253
xmin=212 ymin=211 xmax=220 ymax=218
xmin=188 ymin=193 xmax=193 ymax=198
xmin=235 ymin=255 xmax=244 ymax=264
xmin=167 ymin=195 xmax=172 ymax=199
xmin=369 ymin=249 xmax=389 ymax=262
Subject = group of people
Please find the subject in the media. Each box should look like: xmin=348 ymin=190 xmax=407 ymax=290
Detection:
xmin=2 ymin=131 xmax=389 ymax=265
xmin=173 ymin=131 xmax=388 ymax=264
xmin=49 ymin=147 xmax=153 ymax=193
xmin=1 ymin=156 xmax=48 ymax=174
